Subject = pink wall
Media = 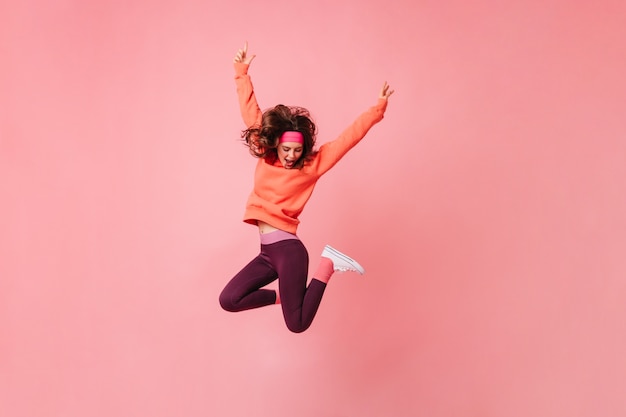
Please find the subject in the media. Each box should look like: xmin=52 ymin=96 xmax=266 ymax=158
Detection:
xmin=2 ymin=0 xmax=625 ymax=416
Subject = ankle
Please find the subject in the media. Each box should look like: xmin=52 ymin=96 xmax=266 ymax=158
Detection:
xmin=315 ymin=257 xmax=334 ymax=283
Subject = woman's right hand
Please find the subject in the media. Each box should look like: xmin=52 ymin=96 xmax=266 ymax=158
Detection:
xmin=234 ymin=41 xmax=256 ymax=65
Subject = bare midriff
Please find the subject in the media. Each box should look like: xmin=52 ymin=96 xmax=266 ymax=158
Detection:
xmin=257 ymin=220 xmax=281 ymax=234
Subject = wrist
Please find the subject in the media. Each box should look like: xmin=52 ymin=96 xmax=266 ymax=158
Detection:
xmin=234 ymin=62 xmax=249 ymax=75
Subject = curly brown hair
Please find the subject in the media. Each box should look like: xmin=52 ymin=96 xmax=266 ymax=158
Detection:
xmin=242 ymin=104 xmax=317 ymax=169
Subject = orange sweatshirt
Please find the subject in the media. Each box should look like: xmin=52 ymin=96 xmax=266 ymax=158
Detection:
xmin=234 ymin=62 xmax=388 ymax=234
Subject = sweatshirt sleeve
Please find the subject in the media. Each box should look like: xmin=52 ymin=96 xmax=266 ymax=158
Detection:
xmin=314 ymin=98 xmax=388 ymax=175
xmin=234 ymin=63 xmax=262 ymax=128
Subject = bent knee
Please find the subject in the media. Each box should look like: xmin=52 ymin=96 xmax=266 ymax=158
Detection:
xmin=285 ymin=321 xmax=310 ymax=334
xmin=219 ymin=291 xmax=237 ymax=312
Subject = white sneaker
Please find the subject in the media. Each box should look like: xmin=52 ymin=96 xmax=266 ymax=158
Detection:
xmin=321 ymin=245 xmax=365 ymax=275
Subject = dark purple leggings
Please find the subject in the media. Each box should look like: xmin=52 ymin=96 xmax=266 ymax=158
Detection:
xmin=219 ymin=238 xmax=327 ymax=333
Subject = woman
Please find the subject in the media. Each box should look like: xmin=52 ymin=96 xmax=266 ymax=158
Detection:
xmin=219 ymin=42 xmax=394 ymax=333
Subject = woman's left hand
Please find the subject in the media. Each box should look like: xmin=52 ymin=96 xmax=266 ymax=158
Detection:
xmin=379 ymin=81 xmax=394 ymax=100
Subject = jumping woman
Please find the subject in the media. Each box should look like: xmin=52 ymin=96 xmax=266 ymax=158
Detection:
xmin=219 ymin=42 xmax=394 ymax=333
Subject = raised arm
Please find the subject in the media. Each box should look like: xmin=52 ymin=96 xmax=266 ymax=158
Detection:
xmin=315 ymin=82 xmax=394 ymax=175
xmin=233 ymin=42 xmax=262 ymax=128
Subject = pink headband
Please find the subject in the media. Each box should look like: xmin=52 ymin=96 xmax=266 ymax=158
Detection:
xmin=279 ymin=131 xmax=304 ymax=144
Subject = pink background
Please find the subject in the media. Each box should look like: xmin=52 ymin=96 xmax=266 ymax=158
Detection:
xmin=2 ymin=1 xmax=625 ymax=416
